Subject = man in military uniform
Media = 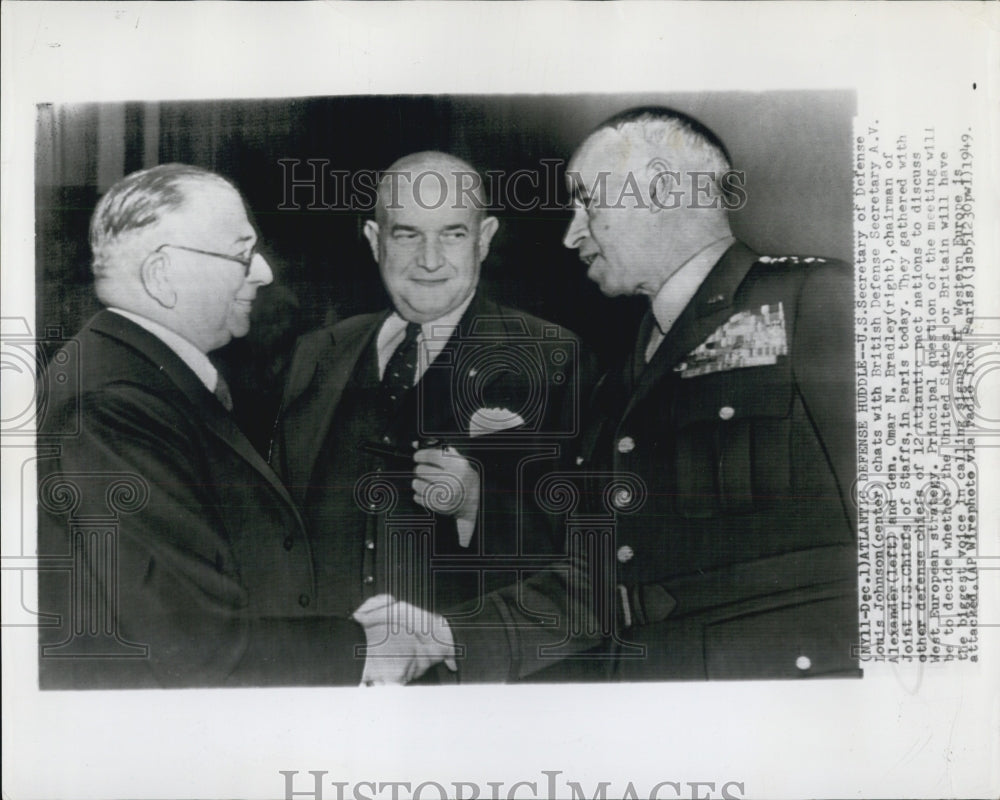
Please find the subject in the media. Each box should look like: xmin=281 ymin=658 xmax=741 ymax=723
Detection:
xmin=552 ymin=106 xmax=859 ymax=680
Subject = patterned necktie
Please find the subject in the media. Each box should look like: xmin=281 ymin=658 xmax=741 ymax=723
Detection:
xmin=382 ymin=322 xmax=421 ymax=405
xmin=213 ymin=372 xmax=234 ymax=412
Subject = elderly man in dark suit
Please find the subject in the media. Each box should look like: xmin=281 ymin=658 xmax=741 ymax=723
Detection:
xmin=37 ymin=163 xmax=443 ymax=688
xmin=271 ymin=152 xmax=588 ymax=681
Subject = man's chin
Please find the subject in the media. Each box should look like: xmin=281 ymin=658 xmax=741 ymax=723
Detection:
xmin=596 ymin=281 xmax=625 ymax=298
xmin=399 ymin=294 xmax=465 ymax=323
xmin=226 ymin=322 xmax=251 ymax=341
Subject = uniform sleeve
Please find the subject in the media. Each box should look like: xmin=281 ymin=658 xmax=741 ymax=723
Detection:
xmin=792 ymin=261 xmax=857 ymax=531
xmin=447 ymin=342 xmax=606 ymax=682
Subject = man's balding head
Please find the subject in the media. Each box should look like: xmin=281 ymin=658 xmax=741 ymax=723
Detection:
xmin=373 ymin=151 xmax=489 ymax=227
xmin=364 ymin=151 xmax=498 ymax=324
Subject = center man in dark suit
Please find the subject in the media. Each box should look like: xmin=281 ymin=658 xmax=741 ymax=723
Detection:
xmin=271 ymin=152 xmax=588 ymax=680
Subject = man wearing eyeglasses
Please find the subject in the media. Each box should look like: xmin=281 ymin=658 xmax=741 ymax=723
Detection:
xmin=36 ymin=163 xmax=437 ymax=688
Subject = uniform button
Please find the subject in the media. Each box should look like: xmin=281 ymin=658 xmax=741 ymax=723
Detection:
xmin=298 ymin=594 xmax=310 ymax=607
xmin=382 ymin=435 xmax=392 ymax=445
xmin=718 ymin=406 xmax=735 ymax=420
xmin=795 ymin=655 xmax=812 ymax=671
xmin=368 ymin=502 xmax=378 ymax=510
xmin=575 ymin=456 xmax=585 ymax=466
xmin=616 ymin=545 xmax=634 ymax=563
xmin=365 ymin=540 xmax=375 ymax=550
xmin=283 ymin=536 xmax=294 ymax=551
xmin=612 ymin=488 xmax=632 ymax=509
xmin=363 ymin=575 xmax=374 ymax=585
xmin=617 ymin=436 xmax=635 ymax=454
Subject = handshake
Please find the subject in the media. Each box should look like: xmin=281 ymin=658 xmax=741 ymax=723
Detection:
xmin=352 ymin=594 xmax=458 ymax=685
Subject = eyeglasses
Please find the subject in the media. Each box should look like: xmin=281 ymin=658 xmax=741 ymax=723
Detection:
xmin=155 ymin=243 xmax=257 ymax=276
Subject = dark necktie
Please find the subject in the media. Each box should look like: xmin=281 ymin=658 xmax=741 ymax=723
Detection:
xmin=630 ymin=309 xmax=656 ymax=389
xmin=382 ymin=321 xmax=421 ymax=405
xmin=213 ymin=372 xmax=234 ymax=412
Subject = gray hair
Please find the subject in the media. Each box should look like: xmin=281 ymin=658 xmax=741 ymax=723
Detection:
xmin=89 ymin=163 xmax=236 ymax=278
xmin=594 ymin=106 xmax=733 ymax=185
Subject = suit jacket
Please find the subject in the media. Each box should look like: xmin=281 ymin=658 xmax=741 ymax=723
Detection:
xmin=37 ymin=310 xmax=366 ymax=689
xmin=270 ymin=292 xmax=589 ymax=620
xmin=454 ymin=242 xmax=859 ymax=682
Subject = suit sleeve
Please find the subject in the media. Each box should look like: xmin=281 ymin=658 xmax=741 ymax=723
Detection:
xmin=38 ymin=382 xmax=365 ymax=688
xmin=447 ymin=343 xmax=606 ymax=682
xmin=268 ymin=330 xmax=324 ymax=480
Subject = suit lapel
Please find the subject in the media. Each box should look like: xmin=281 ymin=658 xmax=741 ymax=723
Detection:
xmin=283 ymin=313 xmax=385 ymax=496
xmin=620 ymin=242 xmax=759 ymax=423
xmin=408 ymin=293 xmax=508 ymax=434
xmin=90 ymin=310 xmax=303 ymax=514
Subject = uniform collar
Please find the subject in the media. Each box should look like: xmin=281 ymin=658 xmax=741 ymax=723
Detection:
xmin=649 ymin=236 xmax=736 ymax=335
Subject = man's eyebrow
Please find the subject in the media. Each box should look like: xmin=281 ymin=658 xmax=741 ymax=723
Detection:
xmin=390 ymin=224 xmax=420 ymax=234
xmin=442 ymin=223 xmax=469 ymax=232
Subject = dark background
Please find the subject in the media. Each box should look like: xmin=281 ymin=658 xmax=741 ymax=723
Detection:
xmin=36 ymin=91 xmax=855 ymax=451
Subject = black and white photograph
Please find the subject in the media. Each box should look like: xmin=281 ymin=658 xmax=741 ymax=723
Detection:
xmin=33 ymin=91 xmax=857 ymax=689
xmin=2 ymin=3 xmax=997 ymax=799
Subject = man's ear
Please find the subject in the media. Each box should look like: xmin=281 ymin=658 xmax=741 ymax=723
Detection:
xmin=362 ymin=220 xmax=381 ymax=263
xmin=476 ymin=216 xmax=499 ymax=260
xmin=646 ymin=158 xmax=680 ymax=214
xmin=140 ymin=250 xmax=177 ymax=308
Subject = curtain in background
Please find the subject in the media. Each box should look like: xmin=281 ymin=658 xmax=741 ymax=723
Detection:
xmin=34 ymin=92 xmax=856 ymax=452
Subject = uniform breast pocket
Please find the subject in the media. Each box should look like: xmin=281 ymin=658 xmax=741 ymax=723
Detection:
xmin=671 ymin=365 xmax=794 ymax=518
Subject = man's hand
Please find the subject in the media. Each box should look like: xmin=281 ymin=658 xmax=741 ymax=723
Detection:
xmin=352 ymin=594 xmax=457 ymax=685
xmin=412 ymin=446 xmax=480 ymax=524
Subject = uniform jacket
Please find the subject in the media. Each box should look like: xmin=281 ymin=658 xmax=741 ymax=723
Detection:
xmin=37 ymin=310 xmax=366 ymax=689
xmin=270 ymin=292 xmax=589 ymax=620
xmin=456 ymin=242 xmax=859 ymax=682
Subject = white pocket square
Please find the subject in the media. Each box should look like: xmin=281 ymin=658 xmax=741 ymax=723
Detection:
xmin=468 ymin=407 xmax=526 ymax=438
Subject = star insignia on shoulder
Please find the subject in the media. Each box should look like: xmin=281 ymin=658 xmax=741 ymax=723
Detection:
xmin=759 ymin=254 xmax=828 ymax=265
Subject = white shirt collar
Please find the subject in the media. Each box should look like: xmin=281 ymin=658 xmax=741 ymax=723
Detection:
xmin=650 ymin=236 xmax=736 ymax=335
xmin=376 ymin=292 xmax=475 ymax=383
xmin=108 ymin=308 xmax=219 ymax=393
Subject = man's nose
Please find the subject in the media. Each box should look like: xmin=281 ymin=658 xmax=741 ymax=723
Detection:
xmin=562 ymin=206 xmax=589 ymax=250
xmin=416 ymin=238 xmax=444 ymax=270
xmin=247 ymin=253 xmax=274 ymax=286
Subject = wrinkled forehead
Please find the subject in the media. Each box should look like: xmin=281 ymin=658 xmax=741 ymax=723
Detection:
xmin=566 ymin=128 xmax=642 ymax=191
xmin=160 ymin=181 xmax=254 ymax=240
